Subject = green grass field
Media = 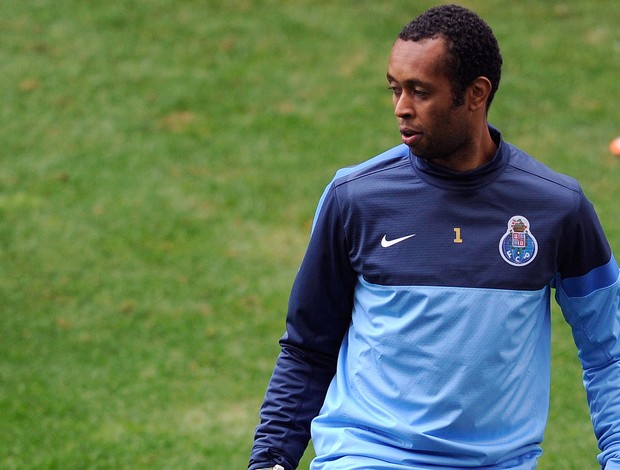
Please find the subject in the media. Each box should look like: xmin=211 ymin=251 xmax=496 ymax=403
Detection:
xmin=1 ymin=1 xmax=619 ymax=468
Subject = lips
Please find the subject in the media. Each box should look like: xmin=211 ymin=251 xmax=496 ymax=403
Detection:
xmin=400 ymin=127 xmax=422 ymax=146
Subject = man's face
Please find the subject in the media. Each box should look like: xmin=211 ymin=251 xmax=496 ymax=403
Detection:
xmin=387 ymin=38 xmax=473 ymax=168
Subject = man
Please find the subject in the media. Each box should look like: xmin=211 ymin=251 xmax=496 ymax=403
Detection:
xmin=249 ymin=4 xmax=620 ymax=469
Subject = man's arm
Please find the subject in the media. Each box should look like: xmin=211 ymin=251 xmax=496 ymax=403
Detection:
xmin=556 ymin=257 xmax=620 ymax=468
xmin=555 ymin=193 xmax=620 ymax=468
xmin=249 ymin=184 xmax=356 ymax=470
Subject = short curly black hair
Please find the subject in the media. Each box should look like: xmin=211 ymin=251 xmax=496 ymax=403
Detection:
xmin=399 ymin=4 xmax=502 ymax=109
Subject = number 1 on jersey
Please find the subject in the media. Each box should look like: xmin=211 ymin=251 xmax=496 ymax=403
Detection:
xmin=454 ymin=227 xmax=463 ymax=244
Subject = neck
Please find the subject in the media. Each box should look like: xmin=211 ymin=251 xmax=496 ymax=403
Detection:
xmin=439 ymin=124 xmax=497 ymax=173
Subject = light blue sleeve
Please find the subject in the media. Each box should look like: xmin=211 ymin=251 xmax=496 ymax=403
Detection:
xmin=606 ymin=459 xmax=620 ymax=470
xmin=556 ymin=256 xmax=620 ymax=467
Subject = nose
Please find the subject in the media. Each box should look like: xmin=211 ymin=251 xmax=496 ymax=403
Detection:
xmin=393 ymin=92 xmax=415 ymax=119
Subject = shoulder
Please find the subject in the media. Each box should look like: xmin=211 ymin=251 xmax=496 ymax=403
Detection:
xmin=310 ymin=144 xmax=412 ymax=230
xmin=504 ymin=141 xmax=581 ymax=195
xmin=331 ymin=144 xmax=411 ymax=188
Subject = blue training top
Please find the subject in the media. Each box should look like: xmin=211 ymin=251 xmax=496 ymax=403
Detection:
xmin=249 ymin=128 xmax=620 ymax=470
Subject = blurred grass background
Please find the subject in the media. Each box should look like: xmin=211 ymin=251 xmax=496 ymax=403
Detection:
xmin=0 ymin=0 xmax=618 ymax=468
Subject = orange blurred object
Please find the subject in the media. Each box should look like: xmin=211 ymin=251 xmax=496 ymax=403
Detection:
xmin=610 ymin=137 xmax=620 ymax=156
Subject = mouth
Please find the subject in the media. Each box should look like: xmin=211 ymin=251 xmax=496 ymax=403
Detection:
xmin=400 ymin=127 xmax=422 ymax=146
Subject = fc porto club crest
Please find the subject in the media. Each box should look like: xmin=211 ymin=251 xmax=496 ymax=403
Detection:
xmin=499 ymin=216 xmax=538 ymax=266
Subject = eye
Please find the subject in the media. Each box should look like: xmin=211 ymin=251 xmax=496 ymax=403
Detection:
xmin=388 ymin=85 xmax=402 ymax=96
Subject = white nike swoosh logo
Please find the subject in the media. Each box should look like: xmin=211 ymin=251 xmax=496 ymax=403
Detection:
xmin=381 ymin=233 xmax=416 ymax=248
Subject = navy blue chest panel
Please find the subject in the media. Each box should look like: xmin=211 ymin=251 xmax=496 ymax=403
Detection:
xmin=337 ymin=172 xmax=571 ymax=290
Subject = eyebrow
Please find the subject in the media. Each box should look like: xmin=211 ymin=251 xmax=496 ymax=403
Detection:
xmin=386 ymin=73 xmax=433 ymax=89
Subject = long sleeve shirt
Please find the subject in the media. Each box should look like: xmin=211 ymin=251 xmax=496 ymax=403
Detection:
xmin=249 ymin=128 xmax=620 ymax=470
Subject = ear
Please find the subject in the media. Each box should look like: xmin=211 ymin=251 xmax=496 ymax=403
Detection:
xmin=467 ymin=77 xmax=492 ymax=111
